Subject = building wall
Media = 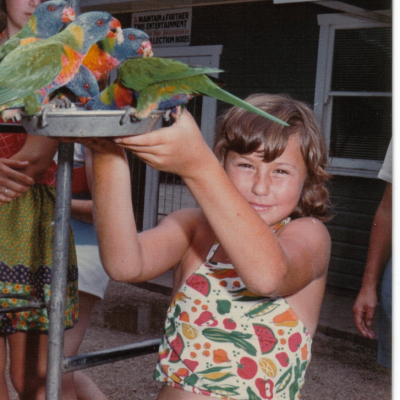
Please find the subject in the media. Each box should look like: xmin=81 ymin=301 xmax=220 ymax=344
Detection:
xmin=190 ymin=1 xmax=324 ymax=109
xmin=116 ymin=1 xmax=389 ymax=290
xmin=326 ymin=175 xmax=386 ymax=289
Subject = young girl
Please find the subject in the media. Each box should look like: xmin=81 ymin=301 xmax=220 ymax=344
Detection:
xmin=88 ymin=93 xmax=331 ymax=400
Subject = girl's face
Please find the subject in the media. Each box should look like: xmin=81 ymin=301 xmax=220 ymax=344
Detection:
xmin=6 ymin=0 xmax=43 ymax=33
xmin=224 ymin=135 xmax=307 ymax=228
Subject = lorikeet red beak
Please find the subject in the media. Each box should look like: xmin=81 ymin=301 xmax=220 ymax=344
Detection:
xmin=79 ymin=97 xmax=90 ymax=106
xmin=62 ymin=7 xmax=75 ymax=23
xmin=107 ymin=18 xmax=123 ymax=44
xmin=138 ymin=40 xmax=153 ymax=58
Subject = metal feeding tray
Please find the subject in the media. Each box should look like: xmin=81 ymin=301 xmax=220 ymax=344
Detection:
xmin=20 ymin=104 xmax=163 ymax=137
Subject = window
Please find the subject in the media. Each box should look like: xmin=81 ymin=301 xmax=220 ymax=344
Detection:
xmin=314 ymin=12 xmax=391 ymax=178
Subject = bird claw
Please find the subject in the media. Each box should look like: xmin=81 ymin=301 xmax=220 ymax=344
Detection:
xmin=49 ymin=95 xmax=73 ymax=109
xmin=120 ymin=106 xmax=138 ymax=125
xmin=37 ymin=97 xmax=75 ymax=128
xmin=163 ymin=110 xmax=172 ymax=122
xmin=1 ymin=109 xmax=22 ymax=122
xmin=38 ymin=105 xmax=51 ymax=128
xmin=163 ymin=106 xmax=181 ymax=122
xmin=38 ymin=103 xmax=60 ymax=128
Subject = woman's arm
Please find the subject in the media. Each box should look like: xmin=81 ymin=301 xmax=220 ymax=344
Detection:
xmin=10 ymin=134 xmax=59 ymax=181
xmin=115 ymin=110 xmax=331 ymax=297
xmin=70 ymin=147 xmax=94 ymax=224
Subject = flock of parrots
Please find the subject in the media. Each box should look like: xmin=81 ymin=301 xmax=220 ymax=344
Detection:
xmin=0 ymin=0 xmax=287 ymax=127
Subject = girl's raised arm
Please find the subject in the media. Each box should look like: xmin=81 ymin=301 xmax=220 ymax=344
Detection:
xmin=115 ymin=110 xmax=330 ymax=297
xmin=90 ymin=140 xmax=194 ymax=283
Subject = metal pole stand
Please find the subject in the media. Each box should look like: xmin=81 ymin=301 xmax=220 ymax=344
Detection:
xmin=46 ymin=142 xmax=74 ymax=400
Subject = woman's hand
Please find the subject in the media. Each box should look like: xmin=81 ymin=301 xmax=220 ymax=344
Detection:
xmin=0 ymin=158 xmax=34 ymax=202
xmin=114 ymin=109 xmax=214 ymax=179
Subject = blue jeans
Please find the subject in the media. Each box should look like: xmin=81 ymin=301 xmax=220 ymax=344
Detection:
xmin=378 ymin=258 xmax=392 ymax=368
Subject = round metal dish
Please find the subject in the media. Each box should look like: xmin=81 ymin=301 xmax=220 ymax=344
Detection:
xmin=20 ymin=105 xmax=163 ymax=137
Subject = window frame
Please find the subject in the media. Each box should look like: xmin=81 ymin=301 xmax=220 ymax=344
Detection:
xmin=314 ymin=12 xmax=391 ymax=178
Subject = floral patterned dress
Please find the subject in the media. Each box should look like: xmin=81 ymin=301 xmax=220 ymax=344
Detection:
xmin=0 ymin=129 xmax=78 ymax=333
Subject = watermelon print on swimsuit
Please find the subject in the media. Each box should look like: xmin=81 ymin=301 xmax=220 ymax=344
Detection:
xmin=154 ymin=240 xmax=312 ymax=400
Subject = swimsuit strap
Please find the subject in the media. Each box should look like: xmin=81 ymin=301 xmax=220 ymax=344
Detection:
xmin=206 ymin=217 xmax=291 ymax=263
xmin=272 ymin=217 xmax=291 ymax=233
xmin=205 ymin=240 xmax=220 ymax=263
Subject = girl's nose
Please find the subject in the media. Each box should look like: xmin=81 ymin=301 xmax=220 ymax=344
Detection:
xmin=30 ymin=0 xmax=42 ymax=9
xmin=251 ymin=172 xmax=270 ymax=196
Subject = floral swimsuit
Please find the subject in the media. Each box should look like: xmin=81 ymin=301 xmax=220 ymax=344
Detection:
xmin=154 ymin=218 xmax=312 ymax=400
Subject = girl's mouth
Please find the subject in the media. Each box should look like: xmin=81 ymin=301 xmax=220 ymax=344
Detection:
xmin=249 ymin=202 xmax=271 ymax=212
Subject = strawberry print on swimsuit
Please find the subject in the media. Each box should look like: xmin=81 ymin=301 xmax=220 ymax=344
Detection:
xmin=154 ymin=238 xmax=312 ymax=399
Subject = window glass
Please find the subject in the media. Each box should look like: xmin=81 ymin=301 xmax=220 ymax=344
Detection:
xmin=330 ymin=96 xmax=392 ymax=160
xmin=332 ymin=27 xmax=391 ymax=92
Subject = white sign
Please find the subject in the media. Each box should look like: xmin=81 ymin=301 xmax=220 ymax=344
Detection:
xmin=132 ymin=8 xmax=192 ymax=47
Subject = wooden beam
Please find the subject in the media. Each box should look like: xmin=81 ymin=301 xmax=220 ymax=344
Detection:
xmin=273 ymin=0 xmax=391 ymax=24
xmin=82 ymin=0 xmax=271 ymax=14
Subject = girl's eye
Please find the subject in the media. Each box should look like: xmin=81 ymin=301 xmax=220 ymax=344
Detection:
xmin=238 ymin=163 xmax=252 ymax=169
xmin=275 ymin=169 xmax=288 ymax=174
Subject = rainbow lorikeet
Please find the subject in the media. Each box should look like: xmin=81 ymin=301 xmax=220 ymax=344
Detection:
xmin=64 ymin=28 xmax=152 ymax=99
xmin=82 ymin=27 xmax=153 ymax=83
xmin=85 ymin=57 xmax=289 ymax=126
xmin=2 ymin=64 xmax=100 ymax=124
xmin=0 ymin=0 xmax=75 ymax=62
xmin=58 ymin=64 xmax=100 ymax=103
xmin=0 ymin=11 xmax=122 ymax=121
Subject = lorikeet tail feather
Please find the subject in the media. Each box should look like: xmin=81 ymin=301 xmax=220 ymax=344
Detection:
xmin=201 ymin=77 xmax=289 ymax=126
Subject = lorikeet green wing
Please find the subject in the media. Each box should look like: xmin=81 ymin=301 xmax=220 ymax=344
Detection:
xmin=118 ymin=57 xmax=222 ymax=91
xmin=118 ymin=57 xmax=288 ymax=125
xmin=0 ymin=11 xmax=122 ymax=116
xmin=0 ymin=42 xmax=65 ymax=107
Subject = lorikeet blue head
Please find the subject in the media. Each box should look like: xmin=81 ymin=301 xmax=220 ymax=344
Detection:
xmin=31 ymin=0 xmax=75 ymax=39
xmin=65 ymin=64 xmax=100 ymax=103
xmin=107 ymin=28 xmax=153 ymax=61
xmin=69 ymin=11 xmax=123 ymax=54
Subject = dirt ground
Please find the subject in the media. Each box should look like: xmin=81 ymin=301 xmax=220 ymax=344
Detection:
xmin=7 ymin=281 xmax=391 ymax=399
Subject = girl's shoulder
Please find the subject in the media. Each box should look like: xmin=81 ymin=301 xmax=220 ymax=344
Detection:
xmin=277 ymin=216 xmax=331 ymax=257
xmin=279 ymin=216 xmax=330 ymax=237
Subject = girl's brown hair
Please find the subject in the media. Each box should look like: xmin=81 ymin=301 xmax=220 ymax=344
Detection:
xmin=214 ymin=93 xmax=331 ymax=220
xmin=0 ymin=0 xmax=6 ymax=33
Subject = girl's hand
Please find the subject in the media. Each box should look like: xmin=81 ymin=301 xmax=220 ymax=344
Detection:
xmin=0 ymin=158 xmax=34 ymax=202
xmin=114 ymin=109 xmax=214 ymax=179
